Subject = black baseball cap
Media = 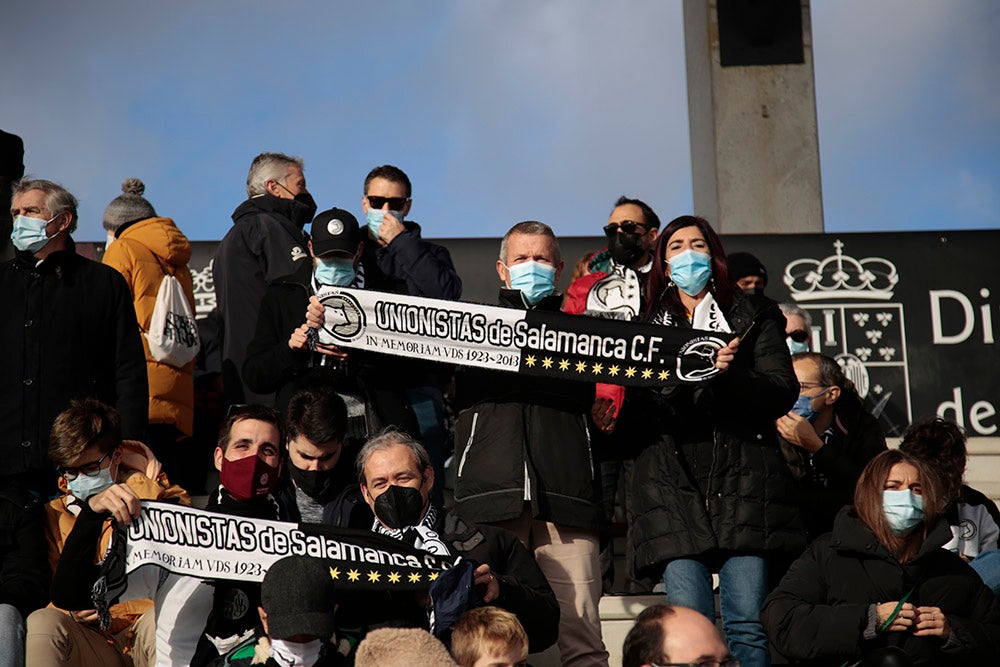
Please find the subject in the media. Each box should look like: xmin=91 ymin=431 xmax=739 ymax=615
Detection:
xmin=261 ymin=555 xmax=337 ymax=640
xmin=310 ymin=208 xmax=361 ymax=257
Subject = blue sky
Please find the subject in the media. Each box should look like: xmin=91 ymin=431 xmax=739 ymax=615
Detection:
xmin=3 ymin=1 xmax=997 ymax=241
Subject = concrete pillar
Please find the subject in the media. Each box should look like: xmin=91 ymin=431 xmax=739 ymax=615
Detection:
xmin=684 ymin=0 xmax=824 ymax=233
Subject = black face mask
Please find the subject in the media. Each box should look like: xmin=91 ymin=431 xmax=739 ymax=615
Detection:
xmin=608 ymin=232 xmax=645 ymax=267
xmin=290 ymin=192 xmax=318 ymax=228
xmin=373 ymin=484 xmax=425 ymax=529
xmin=288 ymin=463 xmax=338 ymax=501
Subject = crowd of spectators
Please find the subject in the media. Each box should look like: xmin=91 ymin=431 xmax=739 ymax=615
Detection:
xmin=1 ymin=155 xmax=998 ymax=667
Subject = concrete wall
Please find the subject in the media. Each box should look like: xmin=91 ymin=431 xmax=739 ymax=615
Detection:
xmin=684 ymin=0 xmax=824 ymax=233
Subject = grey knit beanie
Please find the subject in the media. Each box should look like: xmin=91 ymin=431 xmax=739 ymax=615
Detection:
xmin=103 ymin=178 xmax=156 ymax=231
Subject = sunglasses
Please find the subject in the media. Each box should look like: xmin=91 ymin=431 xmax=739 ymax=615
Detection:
xmin=60 ymin=449 xmax=115 ymax=481
xmin=366 ymin=195 xmax=409 ymax=210
xmin=603 ymin=220 xmax=649 ymax=236
xmin=786 ymin=329 xmax=810 ymax=343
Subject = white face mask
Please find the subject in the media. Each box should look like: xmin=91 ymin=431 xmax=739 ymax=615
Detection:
xmin=270 ymin=638 xmax=323 ymax=667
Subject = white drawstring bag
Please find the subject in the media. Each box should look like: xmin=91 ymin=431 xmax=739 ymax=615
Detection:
xmin=146 ymin=270 xmax=200 ymax=367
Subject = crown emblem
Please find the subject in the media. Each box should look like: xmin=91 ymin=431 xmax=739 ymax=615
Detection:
xmin=783 ymin=239 xmax=899 ymax=301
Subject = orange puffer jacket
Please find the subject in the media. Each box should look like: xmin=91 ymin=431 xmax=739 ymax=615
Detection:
xmin=103 ymin=217 xmax=196 ymax=436
xmin=44 ymin=441 xmax=191 ymax=638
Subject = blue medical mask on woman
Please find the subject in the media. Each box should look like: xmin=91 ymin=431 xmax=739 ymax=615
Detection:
xmin=67 ymin=467 xmax=116 ymax=500
xmin=668 ymin=249 xmax=713 ymax=296
xmin=883 ymin=489 xmax=924 ymax=536
xmin=314 ymin=256 xmax=355 ymax=286
xmin=365 ymin=209 xmax=405 ymax=239
xmin=507 ymin=261 xmax=556 ymax=304
xmin=11 ymin=214 xmax=59 ymax=254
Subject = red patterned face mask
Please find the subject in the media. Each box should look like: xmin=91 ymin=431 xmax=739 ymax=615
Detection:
xmin=220 ymin=454 xmax=280 ymax=501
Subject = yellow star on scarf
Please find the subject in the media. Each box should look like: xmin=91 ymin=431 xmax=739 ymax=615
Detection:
xmin=388 ymin=572 xmax=401 ymax=584
xmin=542 ymin=357 xmax=553 ymax=369
xmin=608 ymin=365 xmax=620 ymax=377
xmin=525 ymin=355 xmax=537 ymax=367
xmin=658 ymin=370 xmax=670 ymax=381
xmin=428 ymin=572 xmax=439 ymax=581
xmin=408 ymin=572 xmax=422 ymax=583
xmin=558 ymin=359 xmax=570 ymax=371
xmin=591 ymin=362 xmax=603 ymax=374
xmin=641 ymin=368 xmax=653 ymax=380
xmin=367 ymin=570 xmax=381 ymax=583
xmin=625 ymin=367 xmax=637 ymax=378
xmin=329 ymin=567 xmax=340 ymax=580
xmin=575 ymin=361 xmax=587 ymax=373
xmin=347 ymin=569 xmax=361 ymax=581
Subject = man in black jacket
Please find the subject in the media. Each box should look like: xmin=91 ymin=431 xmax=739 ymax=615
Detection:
xmin=453 ymin=221 xmax=608 ymax=667
xmin=359 ymin=165 xmax=461 ymax=504
xmin=214 ymin=152 xmax=317 ymax=406
xmin=776 ymin=352 xmax=887 ymax=539
xmin=1 ymin=178 xmax=147 ymax=495
xmin=274 ymin=386 xmax=360 ymax=524
xmin=337 ymin=429 xmax=559 ymax=655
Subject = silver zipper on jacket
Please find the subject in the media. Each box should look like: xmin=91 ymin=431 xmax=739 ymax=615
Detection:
xmin=705 ymin=429 xmax=719 ymax=511
xmin=457 ymin=412 xmax=479 ymax=477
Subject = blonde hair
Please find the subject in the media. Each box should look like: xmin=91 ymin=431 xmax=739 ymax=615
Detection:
xmin=450 ymin=607 xmax=528 ymax=667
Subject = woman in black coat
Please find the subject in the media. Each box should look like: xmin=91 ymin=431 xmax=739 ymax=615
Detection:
xmin=762 ymin=449 xmax=1000 ymax=666
xmin=629 ymin=216 xmax=803 ymax=667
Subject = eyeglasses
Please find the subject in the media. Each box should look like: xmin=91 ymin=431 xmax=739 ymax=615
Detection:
xmin=366 ymin=195 xmax=409 ymax=210
xmin=798 ymin=381 xmax=827 ymax=389
xmin=59 ymin=450 xmax=114 ymax=481
xmin=653 ymin=660 xmax=740 ymax=667
xmin=786 ymin=329 xmax=809 ymax=343
xmin=603 ymin=220 xmax=649 ymax=236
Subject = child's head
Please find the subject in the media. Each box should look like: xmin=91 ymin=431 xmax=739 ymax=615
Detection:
xmin=450 ymin=607 xmax=528 ymax=667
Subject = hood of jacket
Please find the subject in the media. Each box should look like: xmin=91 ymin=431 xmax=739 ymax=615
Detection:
xmin=117 ymin=217 xmax=191 ymax=266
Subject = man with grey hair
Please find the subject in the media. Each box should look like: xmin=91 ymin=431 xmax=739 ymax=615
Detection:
xmin=213 ymin=152 xmax=317 ymax=406
xmin=453 ymin=221 xmax=609 ymax=667
xmin=1 ymin=178 xmax=147 ymax=494
xmin=330 ymin=429 xmax=559 ymax=657
xmin=779 ymin=302 xmax=813 ymax=355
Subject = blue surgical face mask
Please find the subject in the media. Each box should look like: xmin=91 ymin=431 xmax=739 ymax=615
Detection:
xmin=791 ymin=387 xmax=829 ymax=423
xmin=314 ymin=256 xmax=356 ymax=286
xmin=787 ymin=338 xmax=810 ymax=355
xmin=668 ymin=249 xmax=713 ymax=296
xmin=12 ymin=213 xmax=59 ymax=254
xmin=883 ymin=489 xmax=924 ymax=536
xmin=365 ymin=209 xmax=405 ymax=239
xmin=67 ymin=466 xmax=116 ymax=500
xmin=507 ymin=260 xmax=556 ymax=304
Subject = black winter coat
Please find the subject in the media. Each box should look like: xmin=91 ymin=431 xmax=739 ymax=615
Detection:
xmin=0 ymin=479 xmax=50 ymax=618
xmin=359 ymin=220 xmax=461 ymax=300
xmin=213 ymin=194 xmax=310 ymax=404
xmin=761 ymin=508 xmax=1000 ymax=666
xmin=0 ymin=245 xmax=148 ymax=478
xmin=630 ymin=293 xmax=804 ymax=576
xmin=242 ymin=262 xmax=365 ymax=413
xmin=357 ymin=221 xmax=462 ymax=396
xmin=453 ymin=290 xmax=604 ymax=533
xmin=241 ymin=262 xmax=420 ymax=435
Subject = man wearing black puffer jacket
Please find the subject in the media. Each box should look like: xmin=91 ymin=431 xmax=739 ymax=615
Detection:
xmin=453 ymin=221 xmax=608 ymax=667
xmin=213 ymin=152 xmax=316 ymax=407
